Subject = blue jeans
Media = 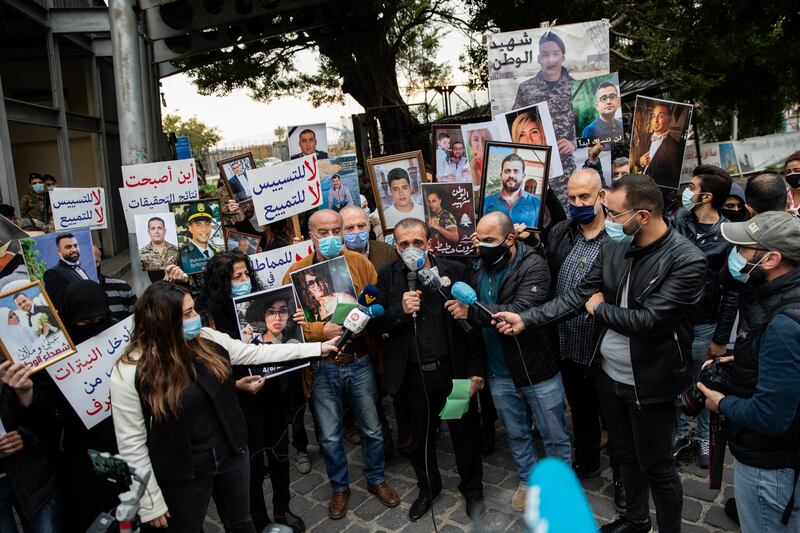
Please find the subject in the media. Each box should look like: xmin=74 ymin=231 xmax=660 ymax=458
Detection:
xmin=311 ymin=355 xmax=385 ymax=491
xmin=734 ymin=461 xmax=800 ymax=533
xmin=0 ymin=476 xmax=58 ymax=533
xmin=488 ymin=373 xmax=572 ymax=483
xmin=675 ymin=322 xmax=716 ymax=442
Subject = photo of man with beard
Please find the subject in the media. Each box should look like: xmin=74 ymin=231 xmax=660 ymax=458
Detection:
xmin=483 ymin=153 xmax=542 ymax=228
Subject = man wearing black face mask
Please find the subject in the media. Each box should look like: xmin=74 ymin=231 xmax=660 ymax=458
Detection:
xmin=445 ymin=211 xmax=570 ymax=513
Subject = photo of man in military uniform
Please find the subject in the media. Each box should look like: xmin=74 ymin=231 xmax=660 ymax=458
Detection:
xmin=137 ymin=215 xmax=180 ymax=271
xmin=173 ymin=200 xmax=224 ymax=275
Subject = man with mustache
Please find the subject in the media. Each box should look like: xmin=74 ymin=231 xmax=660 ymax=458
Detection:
xmin=482 ymin=153 xmax=541 ymax=227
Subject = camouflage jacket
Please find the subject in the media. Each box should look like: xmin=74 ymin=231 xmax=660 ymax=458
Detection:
xmin=139 ymin=241 xmax=180 ymax=271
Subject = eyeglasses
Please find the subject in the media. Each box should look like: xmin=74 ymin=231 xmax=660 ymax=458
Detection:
xmin=266 ymin=307 xmax=290 ymax=318
xmin=735 ymin=245 xmax=769 ymax=254
xmin=602 ymin=205 xmax=648 ymax=220
xmin=598 ymin=94 xmax=618 ymax=103
xmin=306 ymin=278 xmax=324 ymax=288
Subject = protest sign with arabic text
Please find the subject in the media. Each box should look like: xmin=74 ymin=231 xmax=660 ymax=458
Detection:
xmin=249 ymin=240 xmax=313 ymax=289
xmin=46 ymin=316 xmax=133 ymax=430
xmin=50 ymin=187 xmax=108 ymax=230
xmin=249 ymin=155 xmax=323 ymax=226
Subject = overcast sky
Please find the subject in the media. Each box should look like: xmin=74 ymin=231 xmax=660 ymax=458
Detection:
xmin=160 ymin=26 xmax=477 ymax=147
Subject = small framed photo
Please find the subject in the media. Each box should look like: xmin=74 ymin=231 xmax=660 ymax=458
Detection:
xmin=366 ymin=150 xmax=426 ymax=233
xmin=431 ymin=125 xmax=471 ymax=183
xmin=225 ymin=229 xmax=262 ymax=255
xmin=290 ymin=256 xmax=357 ymax=323
xmin=170 ymin=199 xmax=226 ymax=275
xmin=217 ymin=153 xmax=256 ymax=202
xmin=0 ymin=280 xmax=76 ymax=372
xmin=480 ymin=141 xmax=550 ymax=230
xmin=421 ymin=183 xmax=477 ymax=256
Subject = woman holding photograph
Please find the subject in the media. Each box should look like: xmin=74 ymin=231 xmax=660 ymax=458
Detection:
xmin=298 ymin=269 xmax=356 ymax=322
xmin=110 ymin=281 xmax=338 ymax=532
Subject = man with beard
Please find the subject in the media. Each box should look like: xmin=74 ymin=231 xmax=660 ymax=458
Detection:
xmin=483 ymin=153 xmax=541 ymax=227
xmin=43 ymin=233 xmax=91 ymax=311
xmin=445 ymin=141 xmax=471 ymax=182
xmin=179 ymin=202 xmax=220 ymax=273
xmin=582 ymin=82 xmax=624 ymax=141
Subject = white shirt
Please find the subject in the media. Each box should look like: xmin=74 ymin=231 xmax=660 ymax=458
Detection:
xmin=233 ymin=173 xmax=250 ymax=193
xmin=648 ymin=133 xmax=667 ymax=163
xmin=383 ymin=202 xmax=425 ymax=229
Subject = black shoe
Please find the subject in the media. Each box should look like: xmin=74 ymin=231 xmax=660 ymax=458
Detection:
xmin=465 ymin=493 xmax=486 ymax=520
xmin=573 ymin=462 xmax=602 ymax=479
xmin=600 ymin=516 xmax=652 ymax=533
xmin=409 ymin=491 xmax=440 ymax=522
xmin=613 ymin=481 xmax=626 ymax=513
xmin=672 ymin=436 xmax=693 ymax=458
xmin=273 ymin=511 xmax=306 ymax=533
xmin=724 ymin=497 xmax=739 ymax=524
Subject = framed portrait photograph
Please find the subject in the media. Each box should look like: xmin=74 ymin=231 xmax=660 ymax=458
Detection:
xmin=480 ymin=141 xmax=550 ymax=230
xmin=290 ymin=256 xmax=357 ymax=323
xmin=494 ymin=102 xmax=564 ymax=179
xmin=461 ymin=121 xmax=500 ymax=192
xmin=287 ymin=123 xmax=329 ymax=161
xmin=572 ymin=72 xmax=623 ymax=148
xmin=0 ymin=280 xmax=76 ymax=372
xmin=20 ymin=228 xmax=98 ymax=283
xmin=366 ymin=150 xmax=426 ymax=233
xmin=629 ymin=96 xmax=693 ymax=190
xmin=217 ymin=152 xmax=256 ymax=203
xmin=231 ymin=284 xmax=310 ymax=378
xmin=170 ymin=198 xmax=226 ymax=275
xmin=225 ymin=229 xmax=262 ymax=255
xmin=134 ymin=212 xmax=180 ymax=271
xmin=431 ymin=125 xmax=472 ymax=183
xmin=421 ymin=183 xmax=477 ymax=256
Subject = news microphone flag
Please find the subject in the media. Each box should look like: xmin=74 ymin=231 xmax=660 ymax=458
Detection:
xmin=524 ymin=458 xmax=597 ymax=533
xmin=334 ymin=304 xmax=384 ymax=350
xmin=357 ymin=284 xmax=380 ymax=307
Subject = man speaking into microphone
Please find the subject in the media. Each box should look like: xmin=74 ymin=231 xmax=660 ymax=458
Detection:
xmin=374 ymin=217 xmax=486 ymax=522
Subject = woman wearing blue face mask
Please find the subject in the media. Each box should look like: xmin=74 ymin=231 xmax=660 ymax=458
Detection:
xmin=110 ymin=281 xmax=338 ymax=532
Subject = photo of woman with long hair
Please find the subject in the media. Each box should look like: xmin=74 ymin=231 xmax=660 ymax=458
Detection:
xmin=293 ymin=258 xmax=356 ymax=323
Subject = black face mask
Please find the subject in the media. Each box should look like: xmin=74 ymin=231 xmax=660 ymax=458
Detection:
xmin=69 ymin=316 xmax=112 ymax=344
xmin=478 ymin=236 xmax=512 ymax=271
xmin=721 ymin=208 xmax=747 ymax=222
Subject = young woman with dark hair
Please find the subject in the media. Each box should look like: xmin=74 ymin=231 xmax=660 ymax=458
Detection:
xmin=110 ymin=281 xmax=338 ymax=532
xmin=203 ymin=250 xmax=308 ymax=532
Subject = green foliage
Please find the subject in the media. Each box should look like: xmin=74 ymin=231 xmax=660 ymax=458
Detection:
xmin=273 ymin=126 xmax=287 ymax=141
xmin=20 ymin=239 xmax=46 ymax=281
xmin=162 ymin=114 xmax=222 ymax=158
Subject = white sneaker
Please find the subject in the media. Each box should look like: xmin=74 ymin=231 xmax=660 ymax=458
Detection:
xmin=512 ymin=483 xmax=527 ymax=512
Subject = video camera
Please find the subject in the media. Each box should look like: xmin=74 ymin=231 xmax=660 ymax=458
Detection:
xmin=86 ymin=450 xmax=151 ymax=533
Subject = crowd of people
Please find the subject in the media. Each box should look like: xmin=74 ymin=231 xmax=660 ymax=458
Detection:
xmin=0 ymin=150 xmax=798 ymax=533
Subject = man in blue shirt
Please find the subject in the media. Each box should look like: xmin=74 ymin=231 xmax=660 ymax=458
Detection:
xmin=699 ymin=211 xmax=800 ymax=532
xmin=581 ymin=82 xmax=623 ymax=141
xmin=483 ymin=153 xmax=541 ymax=228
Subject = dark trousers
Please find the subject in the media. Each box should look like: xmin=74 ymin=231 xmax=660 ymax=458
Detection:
xmin=597 ymin=370 xmax=682 ymax=533
xmin=239 ymin=375 xmax=294 ymax=530
xmin=289 ymin=373 xmax=310 ymax=453
xmin=396 ymin=361 xmax=483 ymax=497
xmin=159 ymin=444 xmax=256 ymax=533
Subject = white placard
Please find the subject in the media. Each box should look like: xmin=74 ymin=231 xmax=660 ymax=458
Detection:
xmin=734 ymin=131 xmax=800 ymax=175
xmin=46 ymin=316 xmax=133 ymax=430
xmin=50 ymin=187 xmax=108 ymax=230
xmin=680 ymin=141 xmax=743 ymax=183
xmin=249 ymin=155 xmax=323 ymax=226
xmin=119 ymin=159 xmax=200 ymax=233
xmin=249 ymin=240 xmax=314 ymax=288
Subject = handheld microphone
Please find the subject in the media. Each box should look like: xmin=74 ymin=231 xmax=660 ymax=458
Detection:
xmin=451 ymin=281 xmax=498 ymax=321
xmin=418 ymin=268 xmax=472 ymax=332
xmin=335 ymin=304 xmax=384 ymax=350
xmin=524 ymin=458 xmax=597 ymax=533
xmin=406 ymin=271 xmax=418 ymax=318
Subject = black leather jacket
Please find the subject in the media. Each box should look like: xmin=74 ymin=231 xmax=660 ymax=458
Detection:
xmin=520 ymin=226 xmax=707 ymax=404
xmin=670 ymin=208 xmax=739 ymax=344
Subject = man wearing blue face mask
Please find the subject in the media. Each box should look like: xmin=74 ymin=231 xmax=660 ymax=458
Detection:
xmin=341 ymin=206 xmax=397 ymax=270
xmin=670 ymin=165 xmax=739 ymax=468
xmin=282 ymin=209 xmax=399 ymax=521
xmin=543 ymin=169 xmax=626 ymax=507
xmin=698 ymin=211 xmax=800 ymax=533
xmin=494 ymin=174 xmax=707 ymax=533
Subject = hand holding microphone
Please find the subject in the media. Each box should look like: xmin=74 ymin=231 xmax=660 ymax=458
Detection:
xmin=451 ymin=281 xmax=526 ymax=335
xmin=420 ymin=268 xmax=472 ymax=332
xmin=335 ymin=303 xmax=385 ymax=351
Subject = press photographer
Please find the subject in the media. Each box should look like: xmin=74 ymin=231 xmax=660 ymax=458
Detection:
xmin=697 ymin=211 xmax=800 ymax=532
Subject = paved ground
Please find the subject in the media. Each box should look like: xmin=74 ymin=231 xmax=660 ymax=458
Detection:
xmin=202 ymin=398 xmax=740 ymax=532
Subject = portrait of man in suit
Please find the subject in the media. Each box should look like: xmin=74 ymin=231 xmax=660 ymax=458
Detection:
xmin=42 ymin=233 xmax=91 ymax=310
xmin=227 ymin=161 xmax=251 ymax=201
xmin=630 ymin=100 xmax=691 ymax=189
xmin=290 ymin=128 xmax=329 ymax=160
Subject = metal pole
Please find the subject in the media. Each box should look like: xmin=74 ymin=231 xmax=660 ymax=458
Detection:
xmin=109 ymin=0 xmax=150 ymax=295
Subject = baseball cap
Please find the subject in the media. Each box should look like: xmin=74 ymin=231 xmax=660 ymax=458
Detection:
xmin=720 ymin=211 xmax=800 ymax=261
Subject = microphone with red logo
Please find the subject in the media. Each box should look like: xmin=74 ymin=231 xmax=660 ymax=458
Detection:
xmin=335 ymin=285 xmax=384 ymax=351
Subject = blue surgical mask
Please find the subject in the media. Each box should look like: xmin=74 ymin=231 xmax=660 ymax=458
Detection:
xmin=343 ymin=230 xmax=369 ymax=251
xmin=568 ymin=203 xmax=597 ymax=224
xmin=318 ymin=236 xmax=343 ymax=259
xmin=400 ymin=246 xmax=427 ymax=272
xmin=604 ymin=211 xmax=640 ymax=245
xmin=727 ymin=247 xmax=767 ymax=283
xmin=231 ymin=280 xmax=251 ymax=297
xmin=682 ymin=188 xmax=699 ymax=210
xmin=183 ymin=315 xmax=202 ymax=340
xmin=32 ymin=183 xmax=45 ymax=194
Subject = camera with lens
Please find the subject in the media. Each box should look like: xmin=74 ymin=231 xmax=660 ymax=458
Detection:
xmin=679 ymin=357 xmax=734 ymax=417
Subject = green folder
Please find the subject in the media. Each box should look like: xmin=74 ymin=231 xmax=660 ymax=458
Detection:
xmin=439 ymin=379 xmax=472 ymax=420
xmin=330 ymin=302 xmax=359 ymax=325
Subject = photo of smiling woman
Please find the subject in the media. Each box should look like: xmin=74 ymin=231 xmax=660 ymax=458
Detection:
xmin=291 ymin=256 xmax=357 ymax=323
xmin=237 ymin=286 xmax=304 ymax=345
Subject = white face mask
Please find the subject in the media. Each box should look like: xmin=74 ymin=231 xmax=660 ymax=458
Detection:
xmin=399 ymin=246 xmax=427 ymax=272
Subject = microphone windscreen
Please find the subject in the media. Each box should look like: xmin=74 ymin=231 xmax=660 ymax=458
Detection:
xmin=524 ymin=458 xmax=597 ymax=533
xmin=451 ymin=281 xmax=477 ymax=305
xmin=417 ymin=268 xmax=441 ymax=290
xmin=365 ymin=303 xmax=385 ymax=318
xmin=358 ymin=284 xmax=380 ymax=307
